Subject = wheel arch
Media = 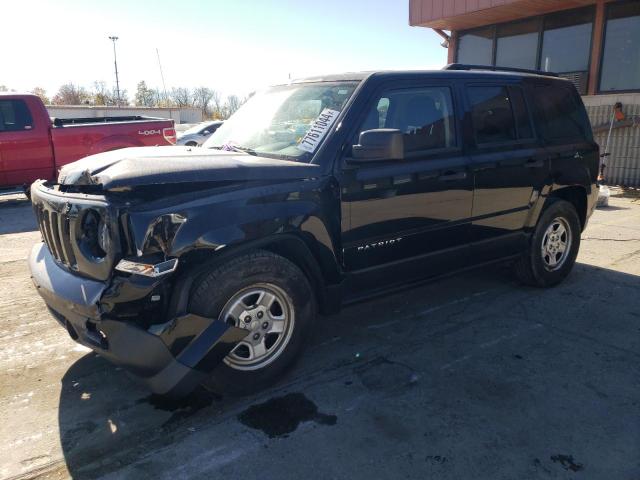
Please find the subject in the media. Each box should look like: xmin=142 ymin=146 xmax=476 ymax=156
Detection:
xmin=169 ymin=233 xmax=343 ymax=319
xmin=548 ymin=185 xmax=588 ymax=231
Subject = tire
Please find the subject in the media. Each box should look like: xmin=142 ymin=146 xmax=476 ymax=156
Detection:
xmin=514 ymin=199 xmax=581 ymax=288
xmin=186 ymin=141 xmax=198 ymax=147
xmin=189 ymin=250 xmax=316 ymax=395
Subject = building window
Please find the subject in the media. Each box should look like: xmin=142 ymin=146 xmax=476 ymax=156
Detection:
xmin=457 ymin=27 xmax=493 ymax=66
xmin=540 ymin=8 xmax=594 ymax=74
xmin=495 ymin=19 xmax=539 ymax=70
xmin=600 ymin=1 xmax=640 ymax=92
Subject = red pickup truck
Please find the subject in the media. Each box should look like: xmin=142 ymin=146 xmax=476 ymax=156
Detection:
xmin=0 ymin=93 xmax=177 ymax=191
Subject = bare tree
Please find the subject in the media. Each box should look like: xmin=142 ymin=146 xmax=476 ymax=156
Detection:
xmin=170 ymin=87 xmax=193 ymax=107
xmin=51 ymin=83 xmax=90 ymax=105
xmin=0 ymin=85 xmax=8 ymax=92
xmin=92 ymin=81 xmax=113 ymax=106
xmin=193 ymin=87 xmax=216 ymax=118
xmin=31 ymin=87 xmax=50 ymax=104
xmin=210 ymin=90 xmax=222 ymax=119
xmin=224 ymin=95 xmax=242 ymax=118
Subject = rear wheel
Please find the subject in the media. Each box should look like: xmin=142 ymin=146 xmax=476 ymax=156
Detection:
xmin=185 ymin=141 xmax=198 ymax=147
xmin=514 ymin=199 xmax=581 ymax=287
xmin=189 ymin=250 xmax=316 ymax=395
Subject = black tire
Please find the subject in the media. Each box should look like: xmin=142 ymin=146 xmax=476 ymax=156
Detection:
xmin=514 ymin=199 xmax=581 ymax=288
xmin=186 ymin=141 xmax=198 ymax=147
xmin=189 ymin=250 xmax=316 ymax=395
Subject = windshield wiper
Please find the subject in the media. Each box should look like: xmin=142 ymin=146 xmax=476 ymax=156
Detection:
xmin=210 ymin=144 xmax=257 ymax=155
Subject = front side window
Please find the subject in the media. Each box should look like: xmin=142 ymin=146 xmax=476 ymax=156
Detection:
xmin=358 ymin=87 xmax=456 ymax=153
xmin=600 ymin=1 xmax=640 ymax=92
xmin=0 ymin=100 xmax=33 ymax=132
xmin=203 ymin=81 xmax=358 ymax=160
xmin=495 ymin=19 xmax=539 ymax=70
xmin=469 ymin=86 xmax=516 ymax=144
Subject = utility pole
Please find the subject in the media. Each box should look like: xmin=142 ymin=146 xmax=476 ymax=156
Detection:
xmin=108 ymin=36 xmax=121 ymax=107
xmin=156 ymin=48 xmax=168 ymax=105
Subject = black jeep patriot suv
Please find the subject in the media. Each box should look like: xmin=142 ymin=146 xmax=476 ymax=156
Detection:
xmin=29 ymin=65 xmax=599 ymax=397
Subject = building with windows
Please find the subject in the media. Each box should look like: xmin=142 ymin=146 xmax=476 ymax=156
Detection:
xmin=410 ymin=0 xmax=640 ymax=186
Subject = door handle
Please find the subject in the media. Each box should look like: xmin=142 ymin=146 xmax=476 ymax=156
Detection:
xmin=524 ymin=158 xmax=544 ymax=168
xmin=438 ymin=171 xmax=467 ymax=182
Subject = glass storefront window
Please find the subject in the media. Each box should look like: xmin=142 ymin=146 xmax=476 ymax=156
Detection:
xmin=600 ymin=2 xmax=640 ymax=92
xmin=457 ymin=27 xmax=493 ymax=65
xmin=540 ymin=8 xmax=593 ymax=73
xmin=495 ymin=19 xmax=539 ymax=69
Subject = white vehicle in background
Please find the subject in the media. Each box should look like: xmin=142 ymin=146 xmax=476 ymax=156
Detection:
xmin=177 ymin=120 xmax=224 ymax=146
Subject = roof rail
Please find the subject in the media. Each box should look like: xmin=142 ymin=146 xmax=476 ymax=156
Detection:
xmin=443 ymin=63 xmax=559 ymax=78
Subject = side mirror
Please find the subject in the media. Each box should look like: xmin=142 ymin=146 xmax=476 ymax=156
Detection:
xmin=351 ymin=129 xmax=404 ymax=162
xmin=202 ymin=130 xmax=210 ymax=135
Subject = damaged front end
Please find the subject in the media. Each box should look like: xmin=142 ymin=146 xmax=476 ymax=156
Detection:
xmin=29 ymin=180 xmax=249 ymax=397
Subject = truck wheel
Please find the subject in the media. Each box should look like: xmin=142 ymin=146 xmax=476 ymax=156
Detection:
xmin=189 ymin=250 xmax=316 ymax=395
xmin=514 ymin=199 xmax=581 ymax=288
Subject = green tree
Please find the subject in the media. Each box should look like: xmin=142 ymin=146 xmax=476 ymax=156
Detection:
xmin=135 ymin=81 xmax=158 ymax=107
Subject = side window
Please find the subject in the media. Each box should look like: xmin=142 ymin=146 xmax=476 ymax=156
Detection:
xmin=509 ymin=87 xmax=534 ymax=139
xmin=358 ymin=87 xmax=456 ymax=153
xmin=0 ymin=100 xmax=33 ymax=132
xmin=532 ymin=85 xmax=589 ymax=141
xmin=469 ymin=86 xmax=516 ymax=144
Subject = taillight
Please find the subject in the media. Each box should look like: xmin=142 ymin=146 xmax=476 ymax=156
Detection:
xmin=163 ymin=127 xmax=177 ymax=145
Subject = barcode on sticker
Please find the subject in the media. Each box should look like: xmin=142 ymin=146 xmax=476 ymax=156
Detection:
xmin=297 ymin=108 xmax=340 ymax=153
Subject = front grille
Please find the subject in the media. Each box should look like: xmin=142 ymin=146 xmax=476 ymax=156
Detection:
xmin=35 ymin=205 xmax=77 ymax=269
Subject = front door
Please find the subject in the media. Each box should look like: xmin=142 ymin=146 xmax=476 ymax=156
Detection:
xmin=339 ymin=82 xmax=473 ymax=295
xmin=0 ymin=98 xmax=53 ymax=187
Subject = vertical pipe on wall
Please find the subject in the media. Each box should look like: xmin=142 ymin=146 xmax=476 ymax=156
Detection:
xmin=448 ymin=31 xmax=458 ymax=64
xmin=588 ymin=0 xmax=607 ymax=95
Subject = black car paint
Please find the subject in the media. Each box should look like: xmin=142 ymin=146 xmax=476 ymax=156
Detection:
xmin=29 ymin=70 xmax=599 ymax=396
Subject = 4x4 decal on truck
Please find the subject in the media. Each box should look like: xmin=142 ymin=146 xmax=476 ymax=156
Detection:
xmin=138 ymin=129 xmax=161 ymax=136
xmin=357 ymin=237 xmax=403 ymax=253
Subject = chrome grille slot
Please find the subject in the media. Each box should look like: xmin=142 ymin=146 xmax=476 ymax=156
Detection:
xmin=60 ymin=216 xmax=77 ymax=268
xmin=34 ymin=203 xmax=76 ymax=269
xmin=49 ymin=211 xmax=65 ymax=263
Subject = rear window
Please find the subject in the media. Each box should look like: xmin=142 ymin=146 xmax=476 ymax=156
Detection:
xmin=469 ymin=86 xmax=517 ymax=144
xmin=0 ymin=100 xmax=33 ymax=132
xmin=531 ymin=85 xmax=591 ymax=142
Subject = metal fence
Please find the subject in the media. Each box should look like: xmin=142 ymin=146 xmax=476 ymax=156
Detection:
xmin=584 ymin=93 xmax=640 ymax=188
xmin=46 ymin=105 xmax=203 ymax=124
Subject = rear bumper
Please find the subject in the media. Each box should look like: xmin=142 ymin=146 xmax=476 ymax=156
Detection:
xmin=29 ymin=242 xmax=245 ymax=397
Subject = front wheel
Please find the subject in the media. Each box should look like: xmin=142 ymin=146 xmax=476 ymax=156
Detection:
xmin=189 ymin=250 xmax=316 ymax=395
xmin=514 ymin=199 xmax=581 ymax=287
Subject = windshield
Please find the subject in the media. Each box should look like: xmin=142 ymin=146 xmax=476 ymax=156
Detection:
xmin=203 ymin=81 xmax=359 ymax=160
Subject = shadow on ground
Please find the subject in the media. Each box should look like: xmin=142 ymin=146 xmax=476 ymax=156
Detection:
xmin=0 ymin=195 xmax=37 ymax=234
xmin=56 ymin=263 xmax=640 ymax=479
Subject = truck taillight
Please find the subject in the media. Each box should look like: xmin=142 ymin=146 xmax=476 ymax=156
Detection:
xmin=163 ymin=127 xmax=177 ymax=145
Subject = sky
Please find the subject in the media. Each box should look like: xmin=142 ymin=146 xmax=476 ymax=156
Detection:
xmin=2 ymin=0 xmax=447 ymax=100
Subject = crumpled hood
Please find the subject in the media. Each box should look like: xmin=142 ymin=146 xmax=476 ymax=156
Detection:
xmin=57 ymin=146 xmax=320 ymax=190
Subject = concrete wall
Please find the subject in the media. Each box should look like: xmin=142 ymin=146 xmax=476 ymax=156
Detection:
xmin=584 ymin=93 xmax=640 ymax=187
xmin=45 ymin=105 xmax=202 ymax=124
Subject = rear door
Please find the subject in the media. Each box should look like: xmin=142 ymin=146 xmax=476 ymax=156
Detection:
xmin=339 ymin=80 xmax=473 ymax=294
xmin=466 ymin=83 xmax=549 ymax=262
xmin=0 ymin=98 xmax=53 ymax=187
xmin=529 ymin=82 xmax=599 ymax=192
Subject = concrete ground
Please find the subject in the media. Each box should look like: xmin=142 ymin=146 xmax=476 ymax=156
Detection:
xmin=1 ymin=192 xmax=639 ymax=480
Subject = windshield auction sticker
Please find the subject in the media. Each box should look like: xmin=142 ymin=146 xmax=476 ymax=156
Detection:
xmin=297 ymin=108 xmax=340 ymax=153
